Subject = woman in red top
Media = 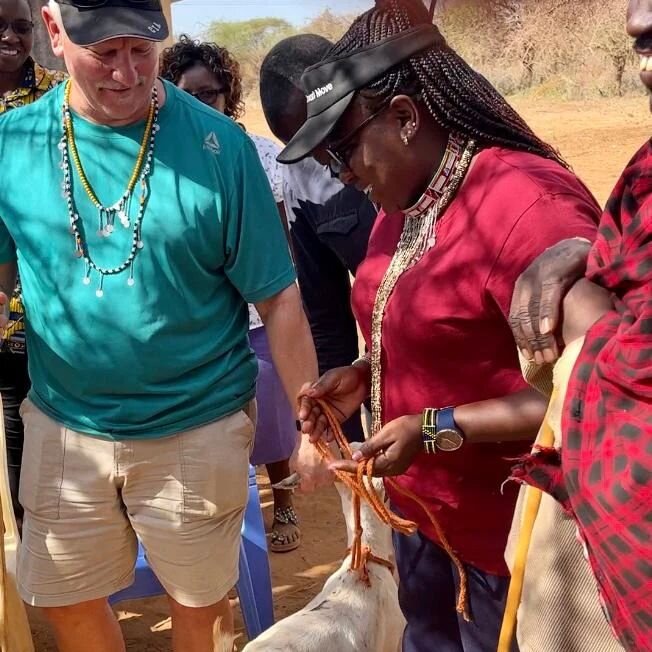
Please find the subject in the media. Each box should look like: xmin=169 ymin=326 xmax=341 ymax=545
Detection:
xmin=281 ymin=1 xmax=600 ymax=650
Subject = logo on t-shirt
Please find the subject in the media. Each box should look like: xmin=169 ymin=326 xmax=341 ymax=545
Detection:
xmin=203 ymin=132 xmax=221 ymax=155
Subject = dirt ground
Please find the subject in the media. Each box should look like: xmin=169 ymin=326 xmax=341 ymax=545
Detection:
xmin=27 ymin=95 xmax=650 ymax=651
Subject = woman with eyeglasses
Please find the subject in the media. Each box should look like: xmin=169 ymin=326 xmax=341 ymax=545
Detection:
xmin=283 ymin=1 xmax=603 ymax=650
xmin=160 ymin=36 xmax=302 ymax=554
xmin=0 ymin=0 xmax=65 ymax=531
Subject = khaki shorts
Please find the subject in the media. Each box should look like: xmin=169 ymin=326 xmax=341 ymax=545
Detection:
xmin=17 ymin=398 xmax=256 ymax=608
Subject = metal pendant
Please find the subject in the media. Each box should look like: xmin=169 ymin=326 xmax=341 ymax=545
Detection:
xmin=118 ymin=209 xmax=130 ymax=228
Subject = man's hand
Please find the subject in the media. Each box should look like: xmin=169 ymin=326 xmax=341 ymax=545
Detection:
xmin=290 ymin=434 xmax=335 ymax=492
xmin=330 ymin=414 xmax=422 ymax=477
xmin=509 ymin=238 xmax=591 ymax=364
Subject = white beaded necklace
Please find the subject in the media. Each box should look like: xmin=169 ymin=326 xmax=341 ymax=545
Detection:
xmin=59 ymin=84 xmax=160 ymax=297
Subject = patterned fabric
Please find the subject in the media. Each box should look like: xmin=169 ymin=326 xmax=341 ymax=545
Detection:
xmin=513 ymin=140 xmax=652 ymax=651
xmin=1 ymin=59 xmax=66 ymax=354
xmin=247 ymin=133 xmax=285 ymax=330
xmin=0 ymin=58 xmax=65 ymax=115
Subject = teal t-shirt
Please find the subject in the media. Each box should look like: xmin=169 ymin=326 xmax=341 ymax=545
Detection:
xmin=0 ymin=81 xmax=296 ymax=439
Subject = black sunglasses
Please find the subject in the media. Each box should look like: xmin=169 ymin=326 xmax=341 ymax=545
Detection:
xmin=189 ymin=88 xmax=225 ymax=106
xmin=0 ymin=19 xmax=34 ymax=36
xmin=325 ymin=100 xmax=391 ymax=176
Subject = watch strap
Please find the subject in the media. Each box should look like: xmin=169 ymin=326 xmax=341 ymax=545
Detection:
xmin=435 ymin=406 xmax=457 ymax=433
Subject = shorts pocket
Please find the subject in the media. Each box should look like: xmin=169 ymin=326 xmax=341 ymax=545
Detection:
xmin=241 ymin=400 xmax=257 ymax=455
xmin=179 ymin=412 xmax=253 ymax=523
xmin=19 ymin=405 xmax=65 ymax=520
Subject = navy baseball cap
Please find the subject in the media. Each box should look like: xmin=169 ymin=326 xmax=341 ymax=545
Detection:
xmin=277 ymin=24 xmax=445 ymax=164
xmin=55 ymin=0 xmax=169 ymax=47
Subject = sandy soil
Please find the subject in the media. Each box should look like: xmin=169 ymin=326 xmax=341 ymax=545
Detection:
xmin=27 ymin=95 xmax=650 ymax=651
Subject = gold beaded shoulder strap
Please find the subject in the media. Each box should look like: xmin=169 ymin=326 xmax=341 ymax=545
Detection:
xmin=369 ymin=134 xmax=476 ymax=434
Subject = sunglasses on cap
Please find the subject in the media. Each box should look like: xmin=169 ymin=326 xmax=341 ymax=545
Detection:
xmin=0 ymin=19 xmax=34 ymax=36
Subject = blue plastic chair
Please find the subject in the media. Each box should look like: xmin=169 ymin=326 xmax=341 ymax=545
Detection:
xmin=109 ymin=465 xmax=275 ymax=640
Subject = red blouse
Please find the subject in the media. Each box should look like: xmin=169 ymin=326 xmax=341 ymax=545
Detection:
xmin=351 ymin=147 xmax=599 ymax=574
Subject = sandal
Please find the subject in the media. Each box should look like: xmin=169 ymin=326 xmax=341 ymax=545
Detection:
xmin=270 ymin=506 xmax=301 ymax=553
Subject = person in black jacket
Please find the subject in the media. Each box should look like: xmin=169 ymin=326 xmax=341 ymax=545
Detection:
xmin=260 ymin=34 xmax=377 ymax=442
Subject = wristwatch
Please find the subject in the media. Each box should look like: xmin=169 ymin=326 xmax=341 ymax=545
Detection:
xmin=422 ymin=407 xmax=466 ymax=453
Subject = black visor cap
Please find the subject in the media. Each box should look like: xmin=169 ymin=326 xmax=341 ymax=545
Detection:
xmin=277 ymin=24 xmax=445 ymax=164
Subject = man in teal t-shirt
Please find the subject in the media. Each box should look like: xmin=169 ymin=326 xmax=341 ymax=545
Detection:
xmin=0 ymin=2 xmax=318 ymax=650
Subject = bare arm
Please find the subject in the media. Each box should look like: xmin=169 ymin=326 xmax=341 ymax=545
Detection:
xmin=332 ymin=388 xmax=548 ymax=477
xmin=453 ymin=387 xmax=548 ymax=445
xmin=255 ymin=283 xmax=318 ymax=407
xmin=560 ymin=277 xmax=613 ymax=346
xmin=256 ymin=283 xmax=329 ymax=490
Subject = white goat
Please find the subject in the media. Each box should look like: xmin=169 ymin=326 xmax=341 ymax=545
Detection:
xmin=243 ymin=477 xmax=405 ymax=652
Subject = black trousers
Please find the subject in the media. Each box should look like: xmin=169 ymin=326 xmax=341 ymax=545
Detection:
xmin=0 ymin=350 xmax=30 ymax=521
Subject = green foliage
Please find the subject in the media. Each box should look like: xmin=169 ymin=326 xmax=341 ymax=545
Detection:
xmin=202 ymin=17 xmax=297 ymax=93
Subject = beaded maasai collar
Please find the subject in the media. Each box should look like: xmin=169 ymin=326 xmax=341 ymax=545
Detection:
xmin=402 ymin=132 xmax=466 ymax=219
xmin=369 ymin=134 xmax=475 ymax=435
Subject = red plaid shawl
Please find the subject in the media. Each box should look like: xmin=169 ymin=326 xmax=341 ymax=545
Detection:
xmin=515 ymin=140 xmax=652 ymax=651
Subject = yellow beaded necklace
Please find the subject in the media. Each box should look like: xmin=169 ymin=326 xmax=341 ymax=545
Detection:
xmin=63 ymin=80 xmax=156 ymax=216
xmin=60 ymin=81 xmax=161 ymax=297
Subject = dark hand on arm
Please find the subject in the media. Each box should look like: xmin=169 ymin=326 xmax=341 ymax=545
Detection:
xmin=330 ymin=388 xmax=548 ymax=477
xmin=509 ymin=237 xmax=591 ymax=364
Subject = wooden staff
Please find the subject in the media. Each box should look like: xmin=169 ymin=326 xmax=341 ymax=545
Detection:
xmin=0 ymin=396 xmax=34 ymax=652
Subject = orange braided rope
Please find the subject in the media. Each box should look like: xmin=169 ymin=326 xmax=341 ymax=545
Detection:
xmin=311 ymin=399 xmax=470 ymax=621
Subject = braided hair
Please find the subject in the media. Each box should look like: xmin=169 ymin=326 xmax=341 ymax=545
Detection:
xmin=328 ymin=0 xmax=564 ymax=165
xmin=159 ymin=35 xmax=245 ymax=120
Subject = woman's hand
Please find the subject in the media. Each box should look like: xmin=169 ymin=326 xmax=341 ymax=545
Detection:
xmin=330 ymin=414 xmax=422 ymax=477
xmin=297 ymin=364 xmax=369 ymax=442
xmin=509 ymin=237 xmax=591 ymax=364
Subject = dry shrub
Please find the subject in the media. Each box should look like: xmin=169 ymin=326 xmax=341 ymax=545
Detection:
xmin=202 ymin=1 xmax=639 ymax=102
xmin=437 ymin=0 xmax=639 ymax=99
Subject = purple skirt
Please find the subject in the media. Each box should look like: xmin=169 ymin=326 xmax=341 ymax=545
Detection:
xmin=249 ymin=326 xmax=297 ymax=466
